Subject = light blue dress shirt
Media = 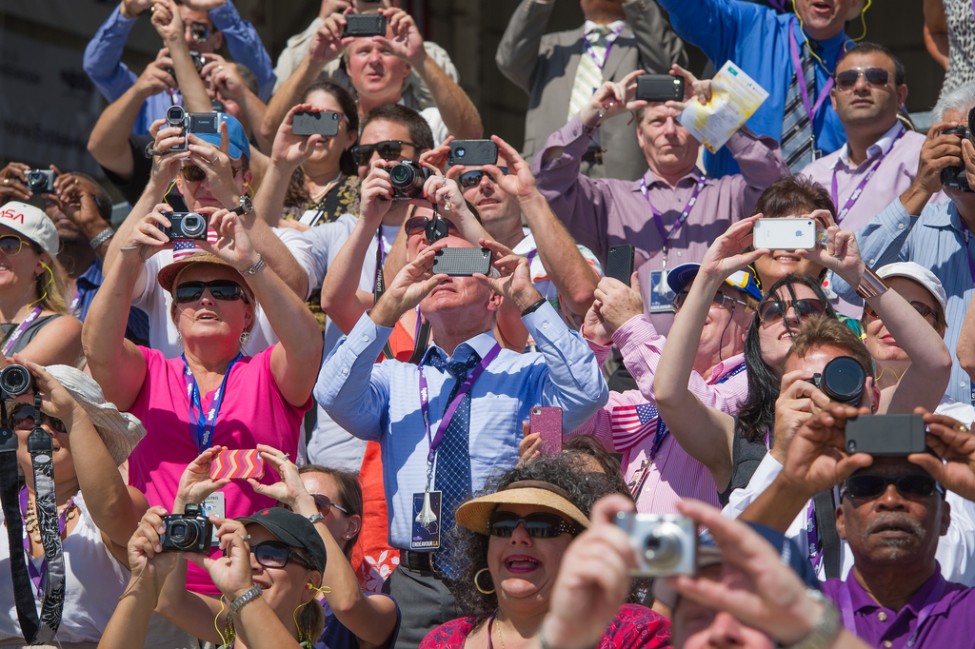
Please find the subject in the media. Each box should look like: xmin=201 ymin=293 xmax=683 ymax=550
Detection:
xmin=314 ymin=302 xmax=609 ymax=548
xmin=82 ymin=2 xmax=275 ymax=134
xmin=831 ymin=198 xmax=975 ymax=403
xmin=655 ymin=0 xmax=849 ymax=178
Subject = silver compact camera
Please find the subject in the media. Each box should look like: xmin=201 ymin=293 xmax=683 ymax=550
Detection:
xmin=615 ymin=512 xmax=697 ymax=577
xmin=162 ymin=212 xmax=208 ymax=240
xmin=25 ymin=169 xmax=55 ymax=194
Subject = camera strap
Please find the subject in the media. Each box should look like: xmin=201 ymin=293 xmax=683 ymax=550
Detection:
xmin=1 ymin=306 xmax=43 ymax=356
xmin=813 ymin=489 xmax=841 ymax=580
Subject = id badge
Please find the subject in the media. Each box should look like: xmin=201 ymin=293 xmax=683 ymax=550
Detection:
xmin=648 ymin=270 xmax=676 ymax=313
xmin=411 ymin=491 xmax=442 ymax=550
xmin=202 ymin=491 xmax=226 ymax=546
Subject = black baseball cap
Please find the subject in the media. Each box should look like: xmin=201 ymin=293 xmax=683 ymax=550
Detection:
xmin=237 ymin=507 xmax=327 ymax=572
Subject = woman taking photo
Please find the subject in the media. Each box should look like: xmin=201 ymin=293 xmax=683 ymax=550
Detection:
xmin=421 ymin=456 xmax=670 ymax=648
xmin=0 ymin=202 xmax=81 ymax=365
xmin=82 ymin=206 xmax=322 ymax=595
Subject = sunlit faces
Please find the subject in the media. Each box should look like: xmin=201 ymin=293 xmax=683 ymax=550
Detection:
xmin=830 ymin=51 xmax=905 ymax=129
xmin=417 ymin=238 xmax=501 ymax=320
xmin=356 ymin=119 xmax=416 ymax=178
xmin=752 ymin=242 xmax=825 ymax=290
xmin=837 ymin=457 xmax=949 ymax=566
xmin=939 ymin=107 xmax=975 ymax=206
xmin=458 ymin=166 xmax=518 ymax=228
xmin=635 ymin=105 xmax=700 ymax=182
xmin=0 ymin=224 xmax=43 ymax=293
xmin=793 ymin=0 xmax=856 ymax=41
xmin=344 ymin=36 xmax=410 ymax=104
xmin=697 ymin=286 xmax=753 ymax=365
xmin=486 ymin=504 xmax=575 ymax=607
xmin=171 ymin=264 xmax=255 ymax=342
xmin=862 ymin=277 xmax=943 ymax=364
xmin=301 ymin=89 xmax=357 ymax=166
xmin=176 ymin=157 xmax=250 ymax=212
xmin=244 ymin=526 xmax=317 ymax=614
xmin=179 ymin=7 xmax=222 ymax=53
xmin=298 ymin=471 xmax=358 ymax=554
xmin=784 ymin=343 xmax=872 ymax=408
xmin=14 ymin=399 xmax=75 ymax=488
xmin=756 ymin=282 xmax=824 ymax=374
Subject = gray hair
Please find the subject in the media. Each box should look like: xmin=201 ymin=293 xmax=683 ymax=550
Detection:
xmin=932 ymin=83 xmax=975 ymax=123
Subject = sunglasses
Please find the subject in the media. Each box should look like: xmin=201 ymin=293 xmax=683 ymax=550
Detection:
xmin=250 ymin=540 xmax=314 ymax=570
xmin=404 ymin=216 xmax=460 ymax=237
xmin=864 ymin=300 xmax=937 ymax=323
xmin=174 ymin=280 xmax=248 ymax=304
xmin=350 ymin=140 xmax=417 ymax=167
xmin=673 ymin=291 xmax=748 ymax=312
xmin=0 ymin=235 xmax=31 ymax=257
xmin=844 ymin=474 xmax=941 ymax=500
xmin=835 ymin=67 xmax=892 ymax=92
xmin=311 ymin=493 xmax=350 ymax=516
xmin=757 ymin=298 xmax=826 ymax=324
xmin=181 ymin=165 xmax=241 ymax=183
xmin=458 ymin=168 xmax=510 ymax=189
xmin=10 ymin=404 xmax=66 ymax=434
xmin=488 ymin=511 xmax=580 ymax=539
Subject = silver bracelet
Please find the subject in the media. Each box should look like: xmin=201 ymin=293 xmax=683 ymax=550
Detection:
xmin=89 ymin=226 xmax=115 ymax=250
xmin=229 ymin=584 xmax=262 ymax=617
xmin=239 ymin=255 xmax=266 ymax=276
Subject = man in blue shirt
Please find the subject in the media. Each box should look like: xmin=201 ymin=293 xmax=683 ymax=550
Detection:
xmin=315 ymin=238 xmax=608 ymax=648
xmin=83 ymin=0 xmax=274 ymax=135
xmin=656 ymin=0 xmax=855 ymax=177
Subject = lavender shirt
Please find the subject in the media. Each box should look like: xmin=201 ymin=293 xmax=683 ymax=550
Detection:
xmin=533 ymin=115 xmax=788 ymax=334
xmin=823 ymin=567 xmax=975 ymax=647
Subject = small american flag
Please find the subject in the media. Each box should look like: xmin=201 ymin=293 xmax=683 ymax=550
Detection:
xmin=172 ymin=229 xmax=220 ymax=262
xmin=610 ymin=402 xmax=660 ymax=449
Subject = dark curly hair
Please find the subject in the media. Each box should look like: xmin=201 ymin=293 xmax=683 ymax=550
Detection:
xmin=445 ymin=456 xmax=621 ymax=626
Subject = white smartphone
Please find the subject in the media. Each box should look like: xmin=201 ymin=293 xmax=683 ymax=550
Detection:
xmin=752 ymin=218 xmax=818 ymax=250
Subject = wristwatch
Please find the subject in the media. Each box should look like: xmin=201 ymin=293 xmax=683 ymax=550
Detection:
xmin=785 ymin=589 xmax=841 ymax=649
xmin=231 ymin=194 xmax=253 ymax=216
xmin=307 ymin=512 xmax=325 ymax=525
xmin=229 ymin=584 xmax=262 ymax=616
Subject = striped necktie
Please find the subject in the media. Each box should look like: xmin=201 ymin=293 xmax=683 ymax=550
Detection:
xmin=569 ymin=25 xmax=613 ymax=120
xmin=781 ymin=43 xmax=817 ymax=171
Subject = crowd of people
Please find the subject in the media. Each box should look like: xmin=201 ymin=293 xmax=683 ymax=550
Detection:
xmin=2 ymin=0 xmax=975 ymax=647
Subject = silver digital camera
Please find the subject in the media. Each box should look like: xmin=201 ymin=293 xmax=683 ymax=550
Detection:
xmin=162 ymin=212 xmax=208 ymax=240
xmin=615 ymin=512 xmax=697 ymax=577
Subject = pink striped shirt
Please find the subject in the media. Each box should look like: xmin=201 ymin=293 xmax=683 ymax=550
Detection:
xmin=572 ymin=314 xmax=748 ymax=513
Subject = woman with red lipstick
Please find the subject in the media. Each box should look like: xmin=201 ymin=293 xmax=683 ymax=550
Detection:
xmin=420 ymin=457 xmax=670 ymax=649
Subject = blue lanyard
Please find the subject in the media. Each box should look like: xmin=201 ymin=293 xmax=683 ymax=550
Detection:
xmin=183 ymin=353 xmax=243 ymax=454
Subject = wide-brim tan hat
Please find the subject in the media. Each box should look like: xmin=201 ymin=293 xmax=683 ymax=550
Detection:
xmin=455 ymin=480 xmax=591 ymax=535
xmin=157 ymin=251 xmax=240 ymax=294
xmin=45 ymin=365 xmax=146 ymax=466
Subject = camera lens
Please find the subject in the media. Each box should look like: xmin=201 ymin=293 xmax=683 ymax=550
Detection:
xmin=168 ymin=522 xmax=199 ymax=550
xmin=389 ymin=162 xmax=418 ymax=187
xmin=179 ymin=213 xmax=206 ymax=239
xmin=821 ymin=356 xmax=865 ymax=405
xmin=26 ymin=173 xmax=43 ymax=190
xmin=643 ymin=522 xmax=683 ymax=571
xmin=0 ymin=365 xmax=32 ymax=397
xmin=167 ymin=106 xmax=185 ymax=125
xmin=456 ymin=148 xmax=466 ymax=158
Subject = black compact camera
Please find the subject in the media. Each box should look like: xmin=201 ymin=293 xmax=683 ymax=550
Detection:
xmin=811 ymin=356 xmax=866 ymax=406
xmin=389 ymin=161 xmax=432 ymax=199
xmin=162 ymin=212 xmax=208 ymax=240
xmin=189 ymin=51 xmax=207 ymax=73
xmin=0 ymin=365 xmax=32 ymax=399
xmin=940 ymin=125 xmax=972 ymax=192
xmin=615 ymin=512 xmax=697 ymax=577
xmin=161 ymin=503 xmax=213 ymax=553
xmin=25 ymin=169 xmax=55 ymax=194
xmin=166 ymin=107 xmax=220 ymax=152
xmin=343 ymin=13 xmax=387 ymax=37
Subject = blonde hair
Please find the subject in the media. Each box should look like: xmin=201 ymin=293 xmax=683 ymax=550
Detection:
xmin=35 ymin=257 xmax=70 ymax=315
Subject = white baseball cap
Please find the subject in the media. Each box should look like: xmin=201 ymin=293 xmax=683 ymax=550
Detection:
xmin=0 ymin=201 xmax=60 ymax=257
xmin=876 ymin=262 xmax=947 ymax=316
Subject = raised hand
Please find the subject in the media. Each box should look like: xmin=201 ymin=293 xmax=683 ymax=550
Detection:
xmin=781 ymin=404 xmax=873 ymax=497
xmin=271 ymin=104 xmax=326 ymax=167
xmin=909 ymin=409 xmax=975 ymax=501
xmin=474 ymin=238 xmax=541 ymax=310
xmin=370 ymin=243 xmax=449 ymax=326
xmin=699 ymin=214 xmax=769 ymax=281
xmin=380 ymin=8 xmax=425 ymax=66
xmin=579 ymin=69 xmax=646 ymax=125
xmin=174 ymin=446 xmax=233 ymax=511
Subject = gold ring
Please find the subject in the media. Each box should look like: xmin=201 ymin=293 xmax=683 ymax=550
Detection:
xmin=958 ymin=424 xmax=971 ymax=434
xmin=2 ymin=179 xmax=8 ymax=186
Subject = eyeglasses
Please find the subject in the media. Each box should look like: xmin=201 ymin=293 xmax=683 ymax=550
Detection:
xmin=311 ymin=493 xmax=350 ymax=516
xmin=844 ymin=474 xmax=942 ymax=500
xmin=864 ymin=301 xmax=937 ymax=323
xmin=0 ymin=235 xmax=30 ymax=257
xmin=174 ymin=280 xmax=248 ymax=304
xmin=758 ymin=298 xmax=826 ymax=324
xmin=181 ymin=165 xmax=241 ymax=183
xmin=458 ymin=168 xmax=510 ymax=189
xmin=350 ymin=140 xmax=417 ymax=167
xmin=673 ymin=291 xmax=749 ymax=312
xmin=487 ymin=511 xmax=581 ymax=539
xmin=404 ymin=216 xmax=460 ymax=237
xmin=250 ymin=540 xmax=314 ymax=570
xmin=10 ymin=404 xmax=66 ymax=434
xmin=835 ymin=67 xmax=892 ymax=92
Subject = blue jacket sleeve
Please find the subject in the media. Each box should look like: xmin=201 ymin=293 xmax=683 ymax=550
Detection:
xmin=210 ymin=2 xmax=276 ymax=100
xmin=83 ymin=5 xmax=139 ymax=102
xmin=655 ymin=0 xmax=755 ymax=66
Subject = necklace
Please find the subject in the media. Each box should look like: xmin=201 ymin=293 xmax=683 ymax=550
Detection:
xmin=493 ymin=616 xmax=507 ymax=649
xmin=24 ymin=498 xmax=78 ymax=545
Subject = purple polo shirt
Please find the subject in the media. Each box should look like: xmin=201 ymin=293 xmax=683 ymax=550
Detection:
xmin=823 ymin=565 xmax=975 ymax=648
xmin=533 ymin=115 xmax=788 ymax=334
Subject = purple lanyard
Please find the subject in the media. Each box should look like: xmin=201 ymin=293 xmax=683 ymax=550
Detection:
xmin=805 ymin=500 xmax=824 ymax=572
xmin=641 ymin=176 xmax=706 ymax=258
xmin=373 ymin=228 xmax=388 ymax=294
xmin=838 ymin=577 xmax=947 ymax=648
xmin=18 ymin=487 xmax=74 ymax=595
xmin=830 ymin=126 xmax=907 ymax=224
xmin=583 ymin=24 xmax=624 ymax=69
xmin=182 ymin=353 xmax=242 ymax=454
xmin=788 ymin=20 xmax=835 ymax=124
xmin=2 ymin=306 xmax=42 ymax=357
xmin=417 ymin=343 xmax=501 ymax=471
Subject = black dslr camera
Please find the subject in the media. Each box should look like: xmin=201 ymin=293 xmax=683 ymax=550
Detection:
xmin=162 ymin=212 xmax=208 ymax=240
xmin=940 ymin=106 xmax=975 ymax=193
xmin=0 ymin=365 xmax=32 ymax=399
xmin=25 ymin=169 xmax=55 ymax=194
xmin=161 ymin=503 xmax=213 ymax=552
xmin=810 ymin=356 xmax=866 ymax=406
xmin=389 ymin=161 xmax=432 ymax=200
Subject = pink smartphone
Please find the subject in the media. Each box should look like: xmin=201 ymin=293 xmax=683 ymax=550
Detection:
xmin=529 ymin=406 xmax=563 ymax=457
xmin=209 ymin=449 xmax=266 ymax=481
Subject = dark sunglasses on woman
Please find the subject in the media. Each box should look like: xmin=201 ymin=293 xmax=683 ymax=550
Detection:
xmin=10 ymin=404 xmax=67 ymax=434
xmin=349 ymin=140 xmax=416 ymax=167
xmin=0 ymin=235 xmax=32 ymax=257
xmin=843 ymin=473 xmax=942 ymax=500
xmin=242 ymin=540 xmax=314 ymax=570
xmin=488 ymin=511 xmax=580 ymax=539
xmin=311 ymin=493 xmax=350 ymax=516
xmin=181 ymin=165 xmax=241 ymax=183
xmin=174 ymin=280 xmax=248 ymax=304
xmin=757 ymin=298 xmax=826 ymax=323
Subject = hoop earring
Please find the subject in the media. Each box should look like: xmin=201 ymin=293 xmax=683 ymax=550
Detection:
xmin=474 ymin=568 xmax=495 ymax=595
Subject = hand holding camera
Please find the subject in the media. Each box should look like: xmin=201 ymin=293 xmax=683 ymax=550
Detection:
xmin=173 ymin=446 xmax=233 ymax=517
xmin=0 ymin=162 xmax=32 ymax=202
xmin=382 ymin=8 xmax=425 ymax=66
xmin=201 ymin=56 xmax=245 ymax=102
xmin=698 ymin=214 xmax=769 ymax=284
xmin=906 ymin=409 xmax=975 ymax=501
xmin=272 ymin=104 xmax=328 ymax=168
xmin=473 ymin=238 xmax=540 ymax=310
xmin=127 ymin=506 xmax=182 ymax=585
xmin=580 ymin=69 xmax=646 ymax=127
xmin=184 ymin=516 xmax=256 ymax=600
xmin=781 ymin=403 xmax=873 ymax=498
xmin=310 ymin=12 xmax=353 ymax=64
xmin=136 ymin=51 xmax=177 ymax=97
xmin=358 ymin=159 xmax=396 ymax=224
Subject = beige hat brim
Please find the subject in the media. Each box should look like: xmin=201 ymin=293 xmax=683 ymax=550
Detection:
xmin=157 ymin=252 xmax=239 ymax=293
xmin=455 ymin=487 xmax=590 ymax=536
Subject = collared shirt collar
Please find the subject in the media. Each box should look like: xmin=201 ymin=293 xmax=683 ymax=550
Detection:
xmin=637 ymin=165 xmax=705 ymax=191
xmin=420 ymin=331 xmax=499 ymax=367
xmin=922 ymin=200 xmax=965 ymax=231
xmin=583 ymin=19 xmax=625 ymax=36
xmin=793 ymin=18 xmax=849 ymax=61
xmin=709 ymin=354 xmax=746 ymax=384
xmin=834 ymin=121 xmax=906 ymax=170
xmin=846 ymin=564 xmax=949 ymax=618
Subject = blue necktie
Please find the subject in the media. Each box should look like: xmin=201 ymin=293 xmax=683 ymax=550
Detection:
xmin=429 ymin=349 xmax=478 ymax=578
